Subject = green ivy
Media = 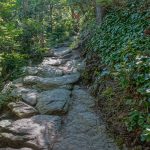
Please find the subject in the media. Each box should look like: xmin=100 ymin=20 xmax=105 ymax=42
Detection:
xmin=85 ymin=0 xmax=150 ymax=142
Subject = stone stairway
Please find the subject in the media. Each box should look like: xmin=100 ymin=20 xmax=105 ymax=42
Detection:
xmin=0 ymin=47 xmax=119 ymax=150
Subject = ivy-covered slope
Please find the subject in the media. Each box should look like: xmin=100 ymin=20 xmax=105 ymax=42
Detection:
xmin=82 ymin=0 xmax=150 ymax=148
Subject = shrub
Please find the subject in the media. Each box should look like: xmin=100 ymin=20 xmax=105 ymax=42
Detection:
xmin=1 ymin=52 xmax=28 ymax=80
xmin=84 ymin=0 xmax=150 ymax=143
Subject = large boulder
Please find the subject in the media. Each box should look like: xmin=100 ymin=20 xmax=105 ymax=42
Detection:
xmin=23 ymin=66 xmax=63 ymax=77
xmin=59 ymin=59 xmax=85 ymax=74
xmin=35 ymin=47 xmax=71 ymax=58
xmin=23 ymin=76 xmax=41 ymax=85
xmin=59 ymin=53 xmax=72 ymax=59
xmin=23 ymin=73 xmax=80 ymax=90
xmin=0 ymin=115 xmax=61 ymax=149
xmin=52 ymin=88 xmax=119 ymax=150
xmin=8 ymin=101 xmax=38 ymax=118
xmin=53 ymin=47 xmax=72 ymax=57
xmin=0 ymin=147 xmax=33 ymax=150
xmin=41 ymin=57 xmax=67 ymax=66
xmin=36 ymin=89 xmax=71 ymax=115
xmin=11 ymin=87 xmax=38 ymax=106
xmin=0 ymin=148 xmax=33 ymax=150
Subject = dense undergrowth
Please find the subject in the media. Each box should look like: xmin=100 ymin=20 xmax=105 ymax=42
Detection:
xmin=0 ymin=0 xmax=75 ymax=109
xmin=81 ymin=0 xmax=150 ymax=148
xmin=0 ymin=0 xmax=74 ymax=85
xmin=0 ymin=0 xmax=149 ymax=148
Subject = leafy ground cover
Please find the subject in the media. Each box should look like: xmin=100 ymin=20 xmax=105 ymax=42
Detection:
xmin=81 ymin=0 xmax=150 ymax=148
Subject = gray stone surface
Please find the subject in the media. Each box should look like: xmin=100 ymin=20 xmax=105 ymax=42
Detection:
xmin=23 ymin=66 xmax=38 ymax=75
xmin=59 ymin=84 xmax=73 ymax=90
xmin=53 ymin=88 xmax=119 ymax=150
xmin=24 ymin=66 xmax=63 ymax=77
xmin=11 ymin=87 xmax=38 ymax=106
xmin=0 ymin=120 xmax=13 ymax=128
xmin=59 ymin=59 xmax=85 ymax=74
xmin=23 ymin=76 xmax=41 ymax=85
xmin=0 ymin=148 xmax=32 ymax=150
xmin=23 ymin=73 xmax=80 ymax=89
xmin=38 ymin=66 xmax=63 ymax=77
xmin=8 ymin=102 xmax=38 ymax=118
xmin=41 ymin=57 xmax=67 ymax=66
xmin=59 ymin=53 xmax=72 ymax=59
xmin=65 ymin=60 xmax=84 ymax=71
xmin=36 ymin=89 xmax=71 ymax=115
xmin=21 ymin=92 xmax=38 ymax=106
xmin=53 ymin=47 xmax=72 ymax=57
xmin=0 ymin=46 xmax=119 ymax=150
xmin=0 ymin=115 xmax=61 ymax=149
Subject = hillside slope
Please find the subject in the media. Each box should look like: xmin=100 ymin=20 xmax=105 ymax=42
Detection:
xmin=81 ymin=0 xmax=150 ymax=149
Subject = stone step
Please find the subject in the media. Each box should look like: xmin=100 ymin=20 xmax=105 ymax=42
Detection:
xmin=23 ymin=59 xmax=84 ymax=78
xmin=0 ymin=147 xmax=33 ymax=150
xmin=0 ymin=115 xmax=61 ymax=149
xmin=0 ymin=46 xmax=119 ymax=150
xmin=58 ymin=59 xmax=85 ymax=74
xmin=43 ymin=47 xmax=72 ymax=58
xmin=41 ymin=57 xmax=68 ymax=66
xmin=23 ymin=66 xmax=63 ymax=78
xmin=53 ymin=47 xmax=72 ymax=57
xmin=8 ymin=101 xmax=38 ymax=118
xmin=23 ymin=73 xmax=80 ymax=90
xmin=36 ymin=88 xmax=71 ymax=115
xmin=0 ymin=148 xmax=33 ymax=150
xmin=11 ymin=87 xmax=39 ymax=106
xmin=52 ymin=88 xmax=119 ymax=150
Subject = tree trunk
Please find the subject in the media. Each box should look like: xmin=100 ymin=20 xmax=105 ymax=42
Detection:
xmin=95 ymin=3 xmax=107 ymax=24
xmin=50 ymin=5 xmax=53 ymax=33
xmin=23 ymin=0 xmax=29 ymax=18
xmin=41 ymin=1 xmax=45 ymax=48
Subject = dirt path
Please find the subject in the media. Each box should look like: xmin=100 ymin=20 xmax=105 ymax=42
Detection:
xmin=0 ymin=47 xmax=119 ymax=150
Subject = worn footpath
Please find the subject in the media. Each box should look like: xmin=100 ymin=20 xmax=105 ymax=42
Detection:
xmin=0 ymin=46 xmax=119 ymax=150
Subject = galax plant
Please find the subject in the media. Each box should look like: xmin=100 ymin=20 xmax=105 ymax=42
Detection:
xmin=84 ymin=0 xmax=150 ymax=143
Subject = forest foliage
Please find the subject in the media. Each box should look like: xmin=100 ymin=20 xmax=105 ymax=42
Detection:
xmin=0 ymin=0 xmax=75 ymax=81
xmin=82 ymin=0 xmax=150 ymax=145
xmin=0 ymin=0 xmax=150 ymax=147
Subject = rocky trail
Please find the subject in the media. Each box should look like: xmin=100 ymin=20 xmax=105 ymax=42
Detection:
xmin=0 ymin=47 xmax=119 ymax=150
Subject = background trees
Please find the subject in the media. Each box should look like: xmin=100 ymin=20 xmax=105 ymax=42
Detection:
xmin=0 ymin=0 xmax=75 ymax=80
xmin=0 ymin=0 xmax=149 ymax=148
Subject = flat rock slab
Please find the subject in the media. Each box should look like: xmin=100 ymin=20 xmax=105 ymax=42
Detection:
xmin=59 ymin=59 xmax=85 ymax=74
xmin=53 ymin=88 xmax=119 ymax=150
xmin=36 ymin=89 xmax=71 ymax=115
xmin=0 ymin=115 xmax=61 ymax=149
xmin=24 ymin=66 xmax=63 ymax=77
xmin=59 ymin=53 xmax=72 ymax=59
xmin=0 ymin=148 xmax=32 ymax=150
xmin=53 ymin=47 xmax=72 ymax=57
xmin=23 ymin=73 xmax=80 ymax=90
xmin=41 ymin=57 xmax=67 ymax=66
xmin=0 ymin=120 xmax=13 ymax=128
xmin=8 ymin=102 xmax=38 ymax=118
xmin=11 ymin=87 xmax=38 ymax=106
